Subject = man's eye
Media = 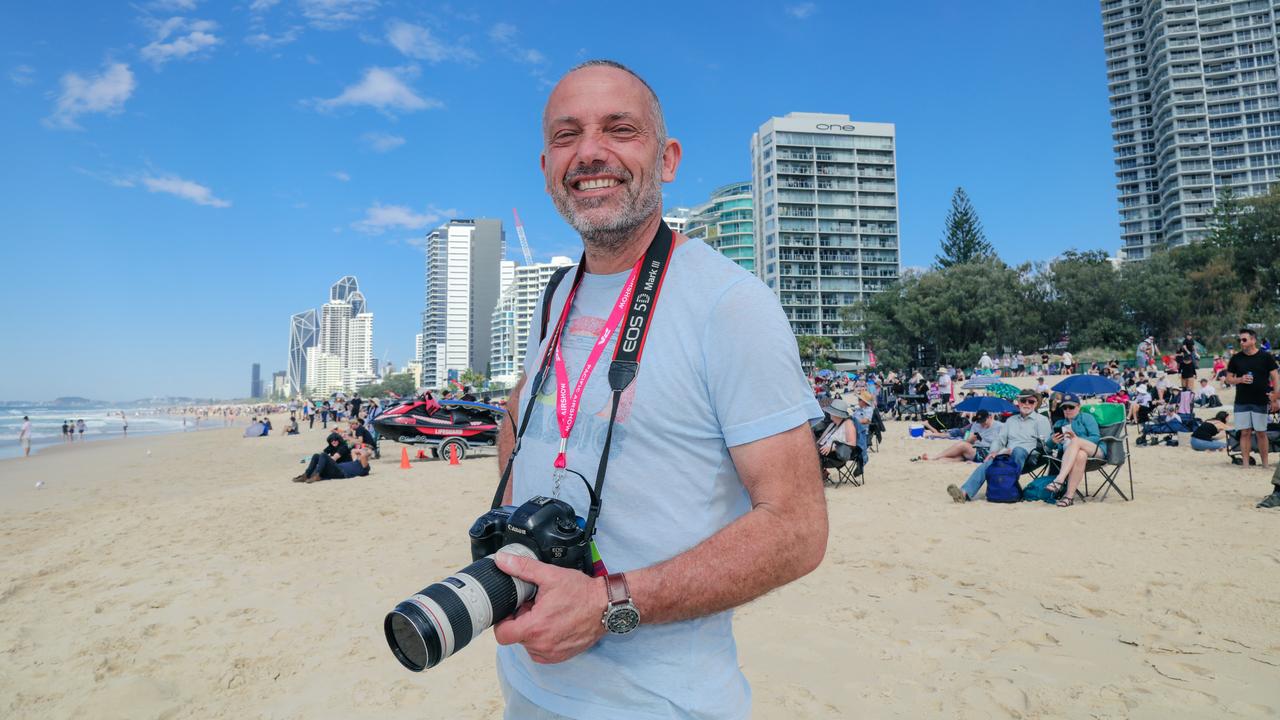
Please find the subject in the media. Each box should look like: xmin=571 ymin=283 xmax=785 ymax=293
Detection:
xmin=553 ymin=131 xmax=578 ymax=143
xmin=611 ymin=126 xmax=638 ymax=135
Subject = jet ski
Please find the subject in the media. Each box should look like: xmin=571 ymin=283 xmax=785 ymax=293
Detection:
xmin=372 ymin=398 xmax=504 ymax=446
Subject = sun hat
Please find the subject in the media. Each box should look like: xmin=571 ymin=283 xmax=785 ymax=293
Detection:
xmin=826 ymin=399 xmax=850 ymax=419
xmin=1016 ymin=389 xmax=1041 ymax=408
xmin=857 ymin=390 xmax=875 ymax=406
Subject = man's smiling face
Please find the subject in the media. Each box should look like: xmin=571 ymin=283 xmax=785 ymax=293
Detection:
xmin=541 ymin=65 xmax=678 ymax=247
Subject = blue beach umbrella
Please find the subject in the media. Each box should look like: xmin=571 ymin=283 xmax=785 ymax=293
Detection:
xmin=1052 ymin=375 xmax=1121 ymax=396
xmin=962 ymin=375 xmax=999 ymax=390
xmin=953 ymin=396 xmax=1018 ymax=414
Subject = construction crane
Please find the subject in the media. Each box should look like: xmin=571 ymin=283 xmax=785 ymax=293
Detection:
xmin=511 ymin=208 xmax=534 ymax=266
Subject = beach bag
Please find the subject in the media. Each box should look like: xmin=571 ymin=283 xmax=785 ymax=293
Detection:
xmin=984 ymin=454 xmax=1023 ymax=503
xmin=1022 ymin=475 xmax=1058 ymax=503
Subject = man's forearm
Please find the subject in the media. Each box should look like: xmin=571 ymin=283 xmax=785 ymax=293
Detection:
xmin=628 ymin=492 xmax=825 ymax=625
xmin=626 ymin=428 xmax=826 ymax=625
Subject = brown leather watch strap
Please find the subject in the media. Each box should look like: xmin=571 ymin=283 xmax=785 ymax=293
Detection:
xmin=604 ymin=572 xmax=630 ymax=605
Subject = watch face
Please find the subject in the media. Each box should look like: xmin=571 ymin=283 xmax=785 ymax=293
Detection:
xmin=606 ymin=606 xmax=639 ymax=634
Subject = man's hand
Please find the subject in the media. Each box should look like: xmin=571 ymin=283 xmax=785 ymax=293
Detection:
xmin=492 ymin=553 xmax=607 ymax=664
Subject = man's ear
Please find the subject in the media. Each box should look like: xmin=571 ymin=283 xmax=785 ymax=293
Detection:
xmin=660 ymin=138 xmax=682 ymax=183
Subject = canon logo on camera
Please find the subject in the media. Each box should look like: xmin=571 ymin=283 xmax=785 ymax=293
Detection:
xmin=816 ymin=123 xmax=856 ymax=132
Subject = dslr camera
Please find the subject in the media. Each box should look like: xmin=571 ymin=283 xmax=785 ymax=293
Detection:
xmin=384 ymin=496 xmax=592 ymax=672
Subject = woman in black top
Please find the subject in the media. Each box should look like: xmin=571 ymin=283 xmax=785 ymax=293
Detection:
xmin=1190 ymin=411 xmax=1230 ymax=452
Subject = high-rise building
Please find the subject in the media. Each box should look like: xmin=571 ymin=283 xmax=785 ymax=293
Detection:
xmin=420 ymin=219 xmax=506 ymax=388
xmin=251 ymin=363 xmax=262 ymax=398
xmin=271 ymin=370 xmax=288 ymax=398
xmin=751 ymin=112 xmax=901 ymax=366
xmin=414 ymin=332 xmax=423 ymax=366
xmin=684 ymin=181 xmax=755 ymax=272
xmin=489 ymin=256 xmax=576 ymax=386
xmin=662 ymin=207 xmax=693 ymax=234
xmin=287 ymin=309 xmax=317 ymax=396
xmin=347 ymin=312 xmax=375 ymax=388
xmin=1102 ymin=0 xmax=1280 ymax=260
xmin=290 ymin=276 xmax=375 ymax=396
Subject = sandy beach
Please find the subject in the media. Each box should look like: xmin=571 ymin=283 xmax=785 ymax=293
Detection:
xmin=2 ymin=401 xmax=1278 ymax=719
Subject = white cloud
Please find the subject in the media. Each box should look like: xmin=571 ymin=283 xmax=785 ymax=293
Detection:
xmin=141 ymin=173 xmax=231 ymax=207
xmin=47 ymin=62 xmax=136 ymax=130
xmin=249 ymin=0 xmax=280 ymax=11
xmin=361 ymin=131 xmax=405 ymax=152
xmin=151 ymin=0 xmax=199 ymax=9
xmin=246 ymin=27 xmax=301 ymax=48
xmin=352 ymin=202 xmax=454 ymax=234
xmin=386 ymin=19 xmax=475 ymax=63
xmin=785 ymin=3 xmax=817 ymax=19
xmin=141 ymin=17 xmax=221 ymax=66
xmin=10 ymin=64 xmax=34 ymax=86
xmin=315 ymin=66 xmax=440 ymax=115
xmin=300 ymin=0 xmax=378 ymax=30
xmin=330 ymin=170 xmax=350 ymax=181
xmin=74 ymin=166 xmax=136 ymax=187
xmin=489 ymin=22 xmax=547 ymax=70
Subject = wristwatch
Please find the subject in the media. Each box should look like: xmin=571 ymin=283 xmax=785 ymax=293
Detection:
xmin=601 ymin=572 xmax=640 ymax=635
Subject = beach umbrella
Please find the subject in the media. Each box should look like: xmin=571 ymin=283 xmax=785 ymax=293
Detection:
xmin=986 ymin=382 xmax=1021 ymax=400
xmin=816 ymin=369 xmax=833 ymax=378
xmin=954 ymin=396 xmax=1018 ymax=414
xmin=962 ymin=375 xmax=999 ymax=390
xmin=1052 ymin=375 xmax=1121 ymax=396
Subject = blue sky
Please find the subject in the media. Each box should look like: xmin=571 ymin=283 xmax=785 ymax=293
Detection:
xmin=0 ymin=1 xmax=1114 ymax=401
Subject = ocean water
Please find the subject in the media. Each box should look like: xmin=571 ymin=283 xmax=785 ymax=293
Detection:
xmin=0 ymin=406 xmax=214 ymax=460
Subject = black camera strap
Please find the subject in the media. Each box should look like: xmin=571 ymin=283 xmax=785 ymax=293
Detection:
xmin=491 ymin=222 xmax=676 ymax=545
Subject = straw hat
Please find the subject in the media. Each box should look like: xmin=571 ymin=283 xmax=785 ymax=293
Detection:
xmin=857 ymin=390 xmax=875 ymax=406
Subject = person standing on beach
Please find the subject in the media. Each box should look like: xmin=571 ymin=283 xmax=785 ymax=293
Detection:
xmin=1226 ymin=328 xmax=1280 ymax=478
xmin=76 ymin=419 xmax=85 ymax=440
xmin=18 ymin=416 xmax=32 ymax=457
xmin=490 ymin=60 xmax=826 ymax=719
xmin=121 ymin=411 xmax=128 ymax=436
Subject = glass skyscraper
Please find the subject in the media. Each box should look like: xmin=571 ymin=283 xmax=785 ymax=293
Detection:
xmin=1103 ymin=0 xmax=1280 ymax=260
xmin=684 ymin=181 xmax=755 ymax=272
xmin=750 ymin=113 xmax=900 ymax=366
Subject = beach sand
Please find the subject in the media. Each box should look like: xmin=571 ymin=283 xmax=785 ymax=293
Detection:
xmin=2 ymin=401 xmax=1278 ymax=719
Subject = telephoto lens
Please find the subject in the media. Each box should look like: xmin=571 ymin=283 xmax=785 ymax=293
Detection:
xmin=384 ymin=544 xmax=537 ymax=672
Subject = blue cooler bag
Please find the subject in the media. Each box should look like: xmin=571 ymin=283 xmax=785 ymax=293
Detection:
xmin=984 ymin=454 xmax=1023 ymax=503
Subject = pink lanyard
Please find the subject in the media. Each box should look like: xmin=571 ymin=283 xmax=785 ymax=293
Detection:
xmin=551 ymin=259 xmax=643 ymax=470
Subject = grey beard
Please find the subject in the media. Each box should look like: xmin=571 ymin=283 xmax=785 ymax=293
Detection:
xmin=551 ymin=172 xmax=663 ymax=256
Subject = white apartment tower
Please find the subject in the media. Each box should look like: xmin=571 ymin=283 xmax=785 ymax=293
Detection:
xmin=347 ymin=312 xmax=375 ymax=387
xmin=292 ymin=275 xmax=375 ymax=396
xmin=489 ymin=256 xmax=575 ymax=386
xmin=421 ymin=219 xmax=505 ymax=389
xmin=1103 ymin=0 xmax=1280 ymax=260
xmin=750 ymin=112 xmax=901 ymax=366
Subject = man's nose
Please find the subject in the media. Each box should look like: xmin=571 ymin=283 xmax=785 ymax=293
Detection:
xmin=573 ymin=128 xmax=611 ymax=167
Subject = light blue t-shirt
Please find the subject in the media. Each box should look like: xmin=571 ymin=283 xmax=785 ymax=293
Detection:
xmin=497 ymin=239 xmax=821 ymax=720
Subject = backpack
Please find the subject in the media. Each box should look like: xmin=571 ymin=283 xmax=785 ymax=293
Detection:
xmin=984 ymin=454 xmax=1023 ymax=503
xmin=1022 ymin=475 xmax=1058 ymax=503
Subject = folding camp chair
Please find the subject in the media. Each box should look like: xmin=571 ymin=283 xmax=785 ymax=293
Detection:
xmin=867 ymin=408 xmax=885 ymax=453
xmin=823 ymin=442 xmax=865 ymax=487
xmin=1082 ymin=421 xmax=1134 ymax=501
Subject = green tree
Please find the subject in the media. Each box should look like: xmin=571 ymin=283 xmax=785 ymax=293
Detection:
xmin=1209 ymin=185 xmax=1280 ymax=311
xmin=1120 ymin=251 xmax=1191 ymax=343
xmin=852 ymin=259 xmax=1048 ymax=369
xmin=357 ymin=372 xmax=416 ymax=398
xmin=460 ymin=368 xmax=487 ymax=389
xmin=935 ymin=187 xmax=996 ymax=268
xmin=1046 ymin=249 xmax=1128 ymax=350
xmin=796 ymin=335 xmax=834 ymax=372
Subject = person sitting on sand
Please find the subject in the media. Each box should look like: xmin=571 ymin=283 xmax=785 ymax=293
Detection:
xmin=293 ymin=446 xmax=372 ymax=483
xmin=1190 ymin=411 xmax=1231 ymax=452
xmin=1043 ymin=394 xmax=1102 ymax=507
xmin=323 ymin=431 xmax=352 ymax=463
xmin=947 ymin=389 xmax=1051 ymax=503
xmin=286 ymin=415 xmax=299 ymax=435
xmin=916 ymin=410 xmax=1000 ymax=463
xmin=815 ymin=399 xmax=859 ymax=480
xmin=1195 ymin=378 xmax=1221 ymax=408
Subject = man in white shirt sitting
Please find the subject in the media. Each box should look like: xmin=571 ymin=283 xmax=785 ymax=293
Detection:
xmin=1195 ymin=378 xmax=1221 ymax=408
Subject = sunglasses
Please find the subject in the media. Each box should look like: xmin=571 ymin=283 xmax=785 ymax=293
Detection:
xmin=1062 ymin=404 xmax=1079 ymax=410
xmin=1239 ymin=337 xmax=1252 ymax=342
xmin=1018 ymin=398 xmax=1038 ymax=405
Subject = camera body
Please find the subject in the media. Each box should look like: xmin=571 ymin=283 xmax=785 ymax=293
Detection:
xmin=469 ymin=495 xmax=593 ymax=576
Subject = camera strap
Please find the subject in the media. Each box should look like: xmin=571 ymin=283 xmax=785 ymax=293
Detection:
xmin=491 ymin=222 xmax=676 ymax=543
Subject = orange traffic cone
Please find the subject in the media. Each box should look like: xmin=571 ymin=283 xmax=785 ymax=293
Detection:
xmin=416 ymin=449 xmax=427 ymax=460
xmin=449 ymin=444 xmax=460 ymax=465
xmin=400 ymin=447 xmax=411 ymax=469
